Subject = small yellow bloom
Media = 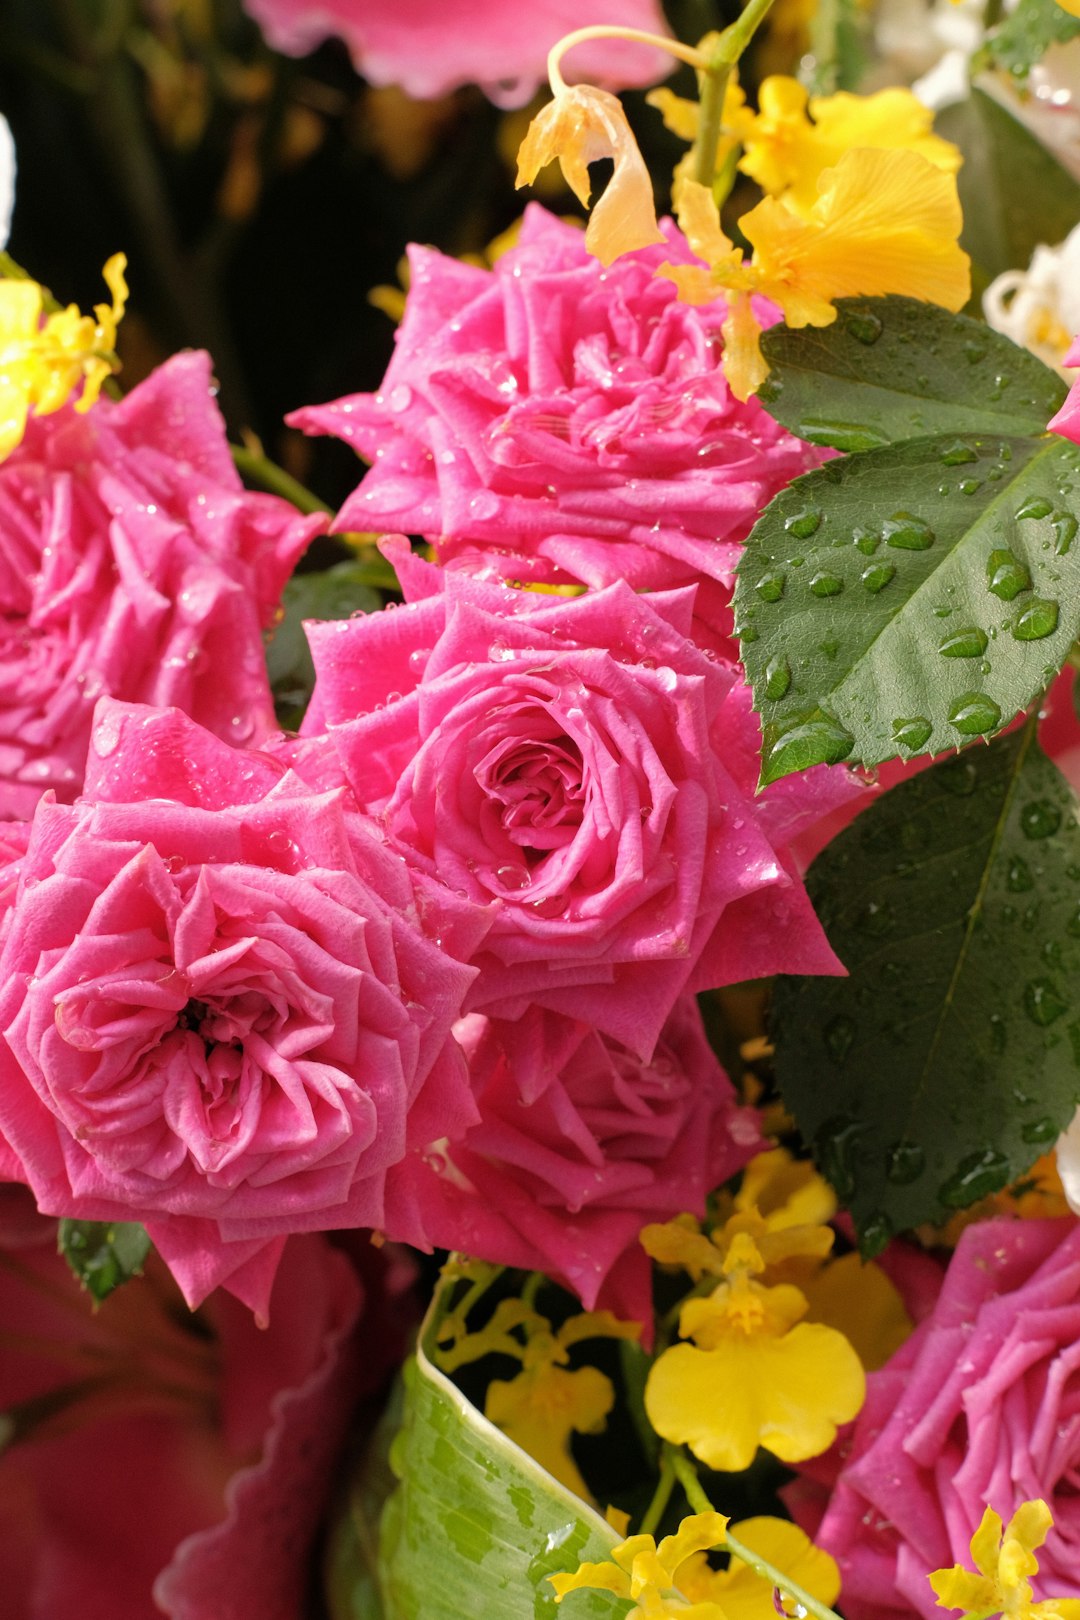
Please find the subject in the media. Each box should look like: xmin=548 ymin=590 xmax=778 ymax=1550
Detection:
xmin=738 ymin=77 xmax=960 ymax=214
xmin=664 ymin=148 xmax=969 ymax=400
xmin=516 ymin=83 xmax=664 ymax=265
xmin=679 ymin=1516 xmax=840 ymax=1620
xmin=929 ymin=1500 xmax=1080 ymax=1620
xmin=0 ymin=254 xmax=128 ymax=460
xmin=551 ymin=1511 xmax=731 ymax=1618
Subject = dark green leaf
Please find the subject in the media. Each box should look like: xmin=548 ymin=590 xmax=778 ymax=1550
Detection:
xmin=371 ymin=1282 xmax=620 ymax=1620
xmin=266 ymin=559 xmax=384 ymax=727
xmin=977 ymin=0 xmax=1080 ymax=83
xmin=734 ymin=432 xmax=1080 ymax=781
xmin=58 ymin=1219 xmax=151 ymax=1302
xmin=937 ymin=91 xmax=1080 ymax=303
xmin=757 ymin=296 xmax=1066 ymax=449
xmin=773 ymin=726 xmax=1080 ymax=1243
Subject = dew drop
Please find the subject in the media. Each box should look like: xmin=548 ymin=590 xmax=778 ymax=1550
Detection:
xmin=757 ymin=573 xmax=786 ymax=603
xmin=735 ymin=623 xmax=758 ymax=642
xmin=765 ymin=715 xmax=855 ymax=776
xmin=823 ymin=1015 xmax=856 ymax=1064
xmin=764 ymin=656 xmax=792 ymax=700
xmin=845 ymin=310 xmax=883 ymax=344
xmin=388 ymin=383 xmax=412 ymax=412
xmin=940 ymin=440 xmax=977 ymax=466
xmin=1016 ymin=496 xmax=1053 ymax=520
xmin=1022 ymin=1116 xmax=1060 ymax=1146
xmin=885 ymin=1142 xmax=925 ymax=1184
xmin=786 ymin=508 xmax=822 ymax=540
xmin=947 ymin=693 xmax=1001 ymax=735
xmin=1007 ymin=856 xmax=1034 ymax=892
xmin=943 ymin=758 xmax=978 ymax=795
xmin=986 ymin=549 xmax=1030 ymax=601
xmin=939 ymin=1149 xmax=1010 ymax=1207
xmin=1025 ymin=977 xmax=1068 ymax=1025
xmin=1020 ymin=799 xmax=1062 ymax=839
xmin=958 ymin=478 xmax=982 ymax=496
xmin=859 ymin=1212 xmax=894 ymax=1259
xmin=892 ymin=716 xmax=932 ymax=751
xmin=1053 ymin=512 xmax=1077 ymax=554
xmin=1012 ymin=597 xmax=1059 ymax=640
xmin=853 ymin=528 xmax=879 ymax=556
xmin=820 ymin=638 xmax=840 ymax=659
xmin=883 ymin=512 xmax=935 ymax=550
xmin=938 ymin=626 xmax=988 ymax=658
xmin=809 ymin=571 xmax=843 ymax=597
xmin=861 ymin=562 xmax=895 ymax=593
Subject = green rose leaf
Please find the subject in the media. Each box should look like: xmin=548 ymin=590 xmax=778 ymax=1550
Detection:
xmin=937 ymin=90 xmax=1080 ymax=302
xmin=772 ymin=725 xmax=1080 ymax=1247
xmin=977 ymin=0 xmax=1080 ymax=84
xmin=58 ymin=1219 xmax=151 ymax=1302
xmin=757 ymin=296 xmax=1066 ymax=450
xmin=361 ymin=1281 xmax=621 ymax=1620
xmin=733 ymin=432 xmax=1080 ymax=782
xmin=266 ymin=558 xmax=384 ymax=727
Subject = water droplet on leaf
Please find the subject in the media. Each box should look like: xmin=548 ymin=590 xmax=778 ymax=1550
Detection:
xmin=1012 ymin=598 xmax=1059 ymax=640
xmin=939 ymin=627 xmax=988 ymax=658
xmin=948 ymin=693 xmax=1001 ymax=735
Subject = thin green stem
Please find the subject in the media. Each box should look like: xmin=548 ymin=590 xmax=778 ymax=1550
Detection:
xmin=983 ymin=0 xmax=1004 ymax=28
xmin=548 ymin=26 xmax=707 ymax=94
xmin=638 ymin=1449 xmax=677 ymax=1536
xmin=230 ymin=445 xmax=331 ymax=514
xmin=667 ymin=1448 xmax=843 ymax=1620
xmin=690 ymin=63 xmax=730 ymax=189
xmin=712 ymin=0 xmax=780 ymax=66
xmin=450 ymin=1263 xmax=506 ymax=1326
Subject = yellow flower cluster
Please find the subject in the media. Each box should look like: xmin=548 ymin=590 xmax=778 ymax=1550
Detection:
xmin=551 ymin=1511 xmax=840 ymax=1620
xmin=517 ymin=63 xmax=969 ymax=401
xmin=642 ymin=1152 xmax=866 ymax=1472
xmin=930 ymin=1499 xmax=1080 ymax=1620
xmin=434 ymin=1295 xmax=639 ymax=1501
xmin=0 ymin=254 xmax=128 ymax=459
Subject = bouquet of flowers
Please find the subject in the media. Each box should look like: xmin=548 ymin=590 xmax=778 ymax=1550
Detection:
xmin=6 ymin=1 xmax=1080 ymax=1616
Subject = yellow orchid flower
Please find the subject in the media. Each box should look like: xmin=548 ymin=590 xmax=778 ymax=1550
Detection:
xmin=0 ymin=254 xmax=127 ymax=459
xmin=930 ymin=1500 xmax=1080 ymax=1620
xmin=738 ymin=77 xmax=960 ymax=213
xmin=434 ymin=1296 xmax=640 ymax=1502
xmin=679 ymin=1516 xmax=840 ymax=1620
xmin=551 ymin=1511 xmax=731 ymax=1618
xmin=516 ymin=83 xmax=664 ymax=266
xmin=664 ymin=149 xmax=969 ymax=400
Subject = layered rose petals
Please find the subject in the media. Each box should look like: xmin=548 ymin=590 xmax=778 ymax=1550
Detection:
xmin=303 ymin=566 xmax=857 ymax=1059
xmin=291 ymin=206 xmax=824 ymax=624
xmin=387 ymin=997 xmax=762 ymax=1321
xmin=0 ymin=351 xmax=322 ymax=816
xmin=0 ymin=701 xmax=488 ymax=1312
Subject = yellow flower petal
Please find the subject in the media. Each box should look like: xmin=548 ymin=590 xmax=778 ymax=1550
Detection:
xmin=720 ymin=292 xmax=769 ymax=403
xmin=656 ymin=1512 xmax=730 ymax=1579
xmin=736 ymin=1148 xmax=837 ymax=1229
xmin=1007 ymin=1500 xmax=1053 ymax=1558
xmin=970 ymin=1507 xmax=1006 ymax=1580
xmin=516 ymin=84 xmax=664 ymax=266
xmin=485 ymin=1362 xmax=614 ymax=1501
xmin=550 ymin=1561 xmax=631 ymax=1602
xmin=645 ymin=1322 xmax=865 ymax=1471
xmin=677 ymin=1517 xmax=840 ymax=1620
xmin=741 ymin=147 xmax=970 ymax=327
xmin=799 ymin=1250 xmax=913 ymax=1371
xmin=928 ymin=1563 xmax=998 ymax=1613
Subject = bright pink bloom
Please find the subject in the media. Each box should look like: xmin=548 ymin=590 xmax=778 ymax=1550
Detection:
xmin=0 ymin=351 xmax=321 ymax=818
xmin=0 ymin=700 xmax=488 ymax=1314
xmin=386 ymin=996 xmax=761 ymax=1322
xmin=301 ymin=558 xmax=860 ymax=1059
xmin=0 ymin=1218 xmax=400 ymax=1620
xmin=242 ymin=0 xmax=673 ymax=106
xmin=1049 ymin=337 xmax=1080 ymax=442
xmin=807 ymin=1218 xmax=1080 ymax=1618
xmin=291 ymin=206 xmax=822 ymax=635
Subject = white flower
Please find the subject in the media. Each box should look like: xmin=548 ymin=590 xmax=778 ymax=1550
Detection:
xmin=1056 ymin=1106 xmax=1080 ymax=1214
xmin=983 ymin=222 xmax=1080 ymax=374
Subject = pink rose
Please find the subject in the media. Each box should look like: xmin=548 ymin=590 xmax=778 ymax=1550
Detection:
xmin=386 ymin=995 xmax=762 ymax=1322
xmin=0 ymin=350 xmax=322 ymax=817
xmin=242 ymin=0 xmax=673 ymax=106
xmin=0 ymin=1216 xmax=403 ymax=1620
xmin=0 ymin=700 xmax=488 ymax=1313
xmin=809 ymin=1218 xmax=1080 ymax=1618
xmin=1048 ymin=336 xmax=1080 ymax=443
xmin=301 ymin=562 xmax=857 ymax=1059
xmin=291 ymin=207 xmax=822 ymax=627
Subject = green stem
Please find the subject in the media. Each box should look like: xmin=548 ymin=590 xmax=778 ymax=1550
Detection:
xmin=638 ymin=1449 xmax=677 ymax=1536
xmin=667 ymin=1448 xmax=842 ymax=1620
xmin=690 ymin=0 xmax=779 ymax=187
xmin=983 ymin=0 xmax=1004 ymax=28
xmin=230 ymin=445 xmax=331 ymax=514
xmin=713 ymin=0 xmax=780 ymax=66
